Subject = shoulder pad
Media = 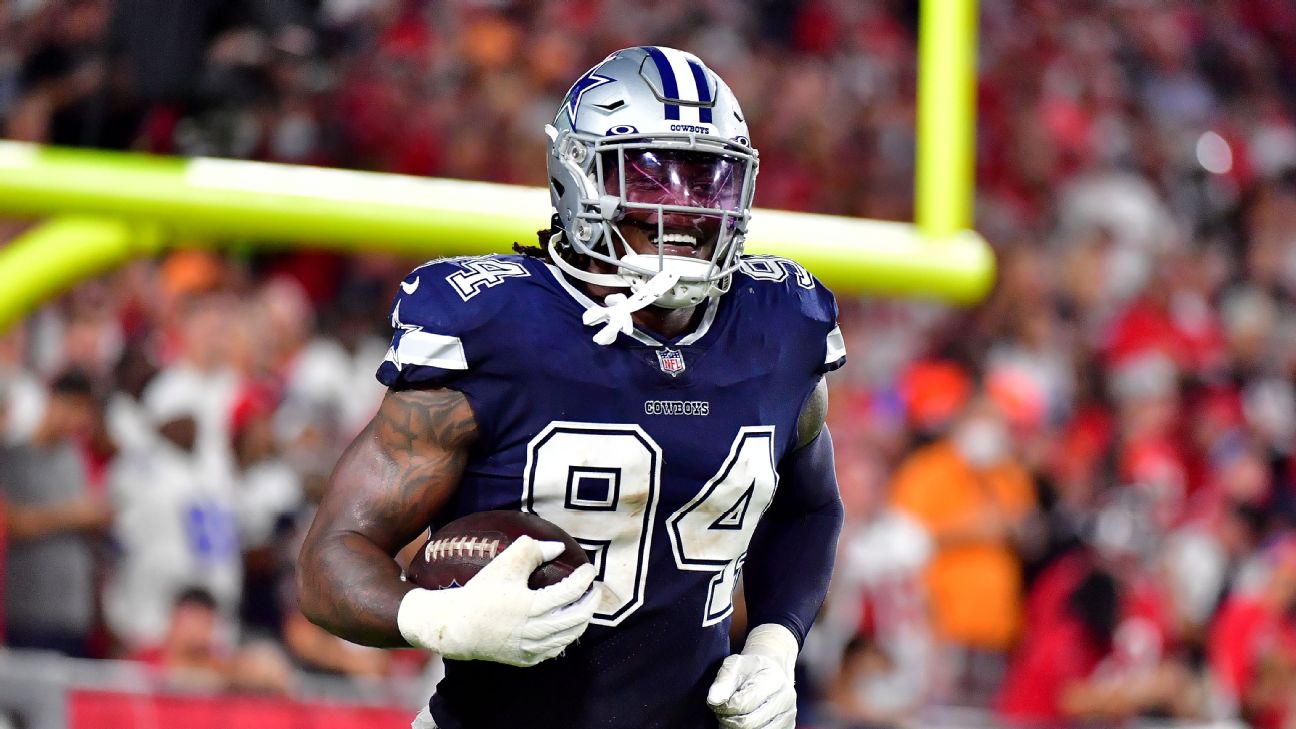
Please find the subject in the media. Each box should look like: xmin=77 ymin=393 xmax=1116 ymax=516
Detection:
xmin=377 ymin=255 xmax=540 ymax=388
xmin=735 ymin=254 xmax=845 ymax=373
xmin=392 ymin=255 xmax=536 ymax=329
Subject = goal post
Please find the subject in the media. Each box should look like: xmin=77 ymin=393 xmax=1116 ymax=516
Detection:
xmin=0 ymin=0 xmax=989 ymax=331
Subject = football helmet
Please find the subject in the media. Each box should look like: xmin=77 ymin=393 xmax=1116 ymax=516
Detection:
xmin=546 ymin=47 xmax=758 ymax=310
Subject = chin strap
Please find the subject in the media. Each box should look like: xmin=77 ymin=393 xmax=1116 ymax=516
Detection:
xmin=581 ymin=269 xmax=680 ymax=345
xmin=548 ymin=235 xmax=629 ymax=288
xmin=547 ymin=234 xmax=685 ymax=345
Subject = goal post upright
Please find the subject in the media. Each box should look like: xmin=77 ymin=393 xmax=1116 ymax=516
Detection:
xmin=916 ymin=0 xmax=979 ymax=239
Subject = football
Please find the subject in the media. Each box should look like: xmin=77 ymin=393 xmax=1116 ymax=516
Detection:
xmin=405 ymin=510 xmax=590 ymax=590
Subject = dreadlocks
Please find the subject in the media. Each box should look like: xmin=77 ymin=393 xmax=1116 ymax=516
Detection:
xmin=512 ymin=213 xmax=560 ymax=262
xmin=512 ymin=214 xmax=592 ymax=271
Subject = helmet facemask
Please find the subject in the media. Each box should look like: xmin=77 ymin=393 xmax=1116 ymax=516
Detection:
xmin=552 ymin=129 xmax=759 ymax=309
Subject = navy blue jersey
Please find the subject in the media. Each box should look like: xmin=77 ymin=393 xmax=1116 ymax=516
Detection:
xmin=377 ymin=253 xmax=845 ymax=729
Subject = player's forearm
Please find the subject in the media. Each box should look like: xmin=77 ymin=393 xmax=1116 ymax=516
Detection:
xmin=743 ymin=428 xmax=844 ymax=642
xmin=744 ymin=501 xmax=842 ymax=640
xmin=297 ymin=387 xmax=478 ymax=647
xmin=297 ymin=530 xmax=418 ymax=648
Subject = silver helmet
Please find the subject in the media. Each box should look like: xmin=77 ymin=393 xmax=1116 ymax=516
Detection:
xmin=546 ymin=47 xmax=758 ymax=309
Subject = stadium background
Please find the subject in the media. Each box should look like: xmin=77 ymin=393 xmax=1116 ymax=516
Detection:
xmin=2 ymin=1 xmax=1296 ymax=728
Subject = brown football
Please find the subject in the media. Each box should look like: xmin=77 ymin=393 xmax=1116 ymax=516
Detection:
xmin=405 ymin=510 xmax=590 ymax=590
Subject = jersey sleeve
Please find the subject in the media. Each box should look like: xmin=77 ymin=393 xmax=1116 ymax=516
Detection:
xmin=737 ymin=255 xmax=846 ymax=375
xmin=820 ymin=308 xmax=847 ymax=374
xmin=375 ymin=256 xmax=531 ymax=390
xmin=803 ymin=269 xmax=846 ymax=374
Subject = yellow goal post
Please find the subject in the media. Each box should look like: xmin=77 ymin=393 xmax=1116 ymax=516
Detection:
xmin=0 ymin=0 xmax=986 ymax=332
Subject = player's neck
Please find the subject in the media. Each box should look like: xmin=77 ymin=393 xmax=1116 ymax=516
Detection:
xmin=630 ymin=303 xmax=703 ymax=341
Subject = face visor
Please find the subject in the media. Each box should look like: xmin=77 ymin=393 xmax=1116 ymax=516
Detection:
xmin=603 ymin=148 xmax=747 ymax=214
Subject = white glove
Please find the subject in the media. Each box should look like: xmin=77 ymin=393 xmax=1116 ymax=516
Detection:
xmin=397 ymin=535 xmax=598 ymax=667
xmin=707 ymin=624 xmax=799 ymax=729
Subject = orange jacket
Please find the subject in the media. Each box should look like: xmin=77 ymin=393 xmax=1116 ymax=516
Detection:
xmin=890 ymin=440 xmax=1035 ymax=650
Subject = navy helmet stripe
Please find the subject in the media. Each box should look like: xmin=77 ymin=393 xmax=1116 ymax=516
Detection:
xmin=687 ymin=61 xmax=713 ymax=124
xmin=642 ymin=46 xmax=682 ymax=121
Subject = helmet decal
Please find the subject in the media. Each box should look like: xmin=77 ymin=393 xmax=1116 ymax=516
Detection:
xmin=607 ymin=125 xmax=639 ymax=136
xmin=640 ymin=46 xmax=716 ymax=124
xmin=641 ymin=46 xmax=683 ymax=121
xmin=686 ymin=58 xmax=713 ymax=123
xmin=563 ymin=70 xmax=615 ymax=126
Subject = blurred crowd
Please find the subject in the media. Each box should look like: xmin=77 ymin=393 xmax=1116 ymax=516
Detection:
xmin=3 ymin=0 xmax=1296 ymax=727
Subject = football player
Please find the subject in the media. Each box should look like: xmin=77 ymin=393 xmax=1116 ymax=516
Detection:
xmin=298 ymin=46 xmax=845 ymax=729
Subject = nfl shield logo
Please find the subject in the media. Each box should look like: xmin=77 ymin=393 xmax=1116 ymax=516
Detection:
xmin=656 ymin=347 xmax=686 ymax=377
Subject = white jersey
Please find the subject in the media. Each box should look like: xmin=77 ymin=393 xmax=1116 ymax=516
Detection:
xmin=105 ymin=440 xmax=242 ymax=648
xmin=805 ymin=509 xmax=935 ymax=711
xmin=284 ymin=336 xmax=388 ymax=435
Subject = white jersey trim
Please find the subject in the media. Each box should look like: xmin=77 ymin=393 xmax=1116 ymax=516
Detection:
xmin=825 ymin=325 xmax=846 ymax=364
xmin=389 ymin=330 xmax=468 ymax=370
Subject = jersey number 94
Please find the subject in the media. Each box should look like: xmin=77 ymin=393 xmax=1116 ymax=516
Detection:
xmin=525 ymin=422 xmax=777 ymax=627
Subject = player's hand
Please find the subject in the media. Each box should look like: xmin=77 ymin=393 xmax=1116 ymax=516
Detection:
xmin=707 ymin=624 xmax=798 ymax=729
xmin=397 ymin=535 xmax=598 ymax=667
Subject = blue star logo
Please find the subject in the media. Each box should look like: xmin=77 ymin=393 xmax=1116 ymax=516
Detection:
xmin=564 ymin=70 xmax=615 ymax=126
xmin=388 ymin=299 xmax=424 ymax=368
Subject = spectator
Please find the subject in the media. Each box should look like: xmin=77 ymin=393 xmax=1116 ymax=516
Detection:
xmin=888 ymin=395 xmax=1037 ymax=701
xmin=278 ymin=451 xmax=391 ymax=680
xmin=230 ymin=386 xmax=301 ymax=551
xmin=1209 ymin=539 xmax=1296 ymax=729
xmin=146 ymin=294 xmax=241 ymax=477
xmin=828 ymin=635 xmax=909 ymax=729
xmin=0 ymin=369 xmax=111 ymax=656
xmin=230 ymin=384 xmax=302 ymax=638
xmin=0 ymin=327 xmax=43 ymax=446
xmin=998 ymin=567 xmax=1196 ymax=723
xmin=102 ymin=343 xmax=158 ymax=455
xmin=281 ymin=606 xmax=390 ymax=680
xmin=129 ymin=586 xmax=232 ymax=692
xmin=5 ymin=0 xmax=123 ymax=146
xmin=277 ymin=292 xmax=388 ymax=438
xmin=104 ymin=369 xmax=241 ymax=651
xmin=815 ymin=451 xmax=934 ymax=727
xmin=128 ymin=585 xmax=297 ymax=695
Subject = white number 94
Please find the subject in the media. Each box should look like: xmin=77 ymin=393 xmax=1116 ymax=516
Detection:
xmin=524 ymin=422 xmax=777 ymax=627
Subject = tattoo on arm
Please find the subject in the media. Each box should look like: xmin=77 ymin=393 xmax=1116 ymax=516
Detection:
xmin=297 ymin=387 xmax=478 ymax=647
xmin=795 ymin=378 xmax=828 ymax=449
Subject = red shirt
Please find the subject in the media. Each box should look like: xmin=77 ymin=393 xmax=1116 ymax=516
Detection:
xmin=1209 ymin=594 xmax=1296 ymax=729
xmin=1027 ymin=554 xmax=1174 ymax=659
xmin=1023 ymin=552 xmax=1090 ymax=636
xmin=997 ymin=616 xmax=1106 ymax=722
